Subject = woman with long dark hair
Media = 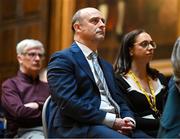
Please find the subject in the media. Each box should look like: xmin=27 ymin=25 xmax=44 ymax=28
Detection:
xmin=114 ymin=29 xmax=168 ymax=137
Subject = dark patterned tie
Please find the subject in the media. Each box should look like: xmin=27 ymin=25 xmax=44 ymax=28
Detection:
xmin=90 ymin=52 xmax=120 ymax=116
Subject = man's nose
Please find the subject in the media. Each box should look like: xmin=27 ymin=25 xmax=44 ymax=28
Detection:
xmin=148 ymin=44 xmax=155 ymax=50
xmin=99 ymin=19 xmax=105 ymax=27
xmin=34 ymin=54 xmax=41 ymax=60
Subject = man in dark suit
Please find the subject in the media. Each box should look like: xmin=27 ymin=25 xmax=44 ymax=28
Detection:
xmin=47 ymin=7 xmax=149 ymax=138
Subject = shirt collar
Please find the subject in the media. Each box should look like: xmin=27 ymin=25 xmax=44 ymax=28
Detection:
xmin=18 ymin=70 xmax=39 ymax=83
xmin=75 ymin=41 xmax=96 ymax=59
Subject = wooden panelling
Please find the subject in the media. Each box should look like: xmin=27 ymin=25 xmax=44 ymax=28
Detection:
xmin=75 ymin=0 xmax=98 ymax=9
xmin=0 ymin=27 xmax=17 ymax=63
xmin=22 ymin=0 xmax=41 ymax=15
xmin=150 ymin=59 xmax=173 ymax=76
xmin=49 ymin=0 xmax=75 ymax=55
xmin=0 ymin=0 xmax=49 ymax=87
xmin=0 ymin=0 xmax=17 ymax=20
xmin=18 ymin=22 xmax=44 ymax=42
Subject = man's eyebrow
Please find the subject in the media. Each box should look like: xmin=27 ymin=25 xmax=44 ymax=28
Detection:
xmin=89 ymin=17 xmax=106 ymax=22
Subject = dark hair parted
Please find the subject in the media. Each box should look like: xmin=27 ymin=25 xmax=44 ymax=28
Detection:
xmin=114 ymin=29 xmax=159 ymax=79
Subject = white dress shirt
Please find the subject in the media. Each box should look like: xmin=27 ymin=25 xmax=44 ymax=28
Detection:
xmin=76 ymin=41 xmax=116 ymax=127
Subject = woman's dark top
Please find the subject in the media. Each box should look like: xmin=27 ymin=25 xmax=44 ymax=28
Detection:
xmin=115 ymin=73 xmax=168 ymax=137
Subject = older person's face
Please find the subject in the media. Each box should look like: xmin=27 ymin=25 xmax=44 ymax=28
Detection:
xmin=17 ymin=47 xmax=45 ymax=76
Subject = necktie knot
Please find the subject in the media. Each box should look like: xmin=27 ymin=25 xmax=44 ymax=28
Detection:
xmin=89 ymin=51 xmax=98 ymax=60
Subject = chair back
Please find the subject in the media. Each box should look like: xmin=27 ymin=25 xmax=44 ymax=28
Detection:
xmin=42 ymin=95 xmax=51 ymax=138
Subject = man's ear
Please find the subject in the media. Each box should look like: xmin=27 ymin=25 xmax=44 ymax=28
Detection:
xmin=17 ymin=55 xmax=23 ymax=64
xmin=73 ymin=23 xmax=81 ymax=32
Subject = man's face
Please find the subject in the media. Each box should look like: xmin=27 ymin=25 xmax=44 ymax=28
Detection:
xmin=17 ymin=47 xmax=45 ymax=75
xmin=78 ymin=8 xmax=106 ymax=43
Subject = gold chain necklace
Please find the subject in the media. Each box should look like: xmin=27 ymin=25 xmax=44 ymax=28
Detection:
xmin=127 ymin=70 xmax=159 ymax=114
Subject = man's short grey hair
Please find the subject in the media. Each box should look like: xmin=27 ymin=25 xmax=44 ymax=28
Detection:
xmin=71 ymin=9 xmax=82 ymax=32
xmin=16 ymin=39 xmax=45 ymax=54
xmin=171 ymin=37 xmax=180 ymax=82
xmin=71 ymin=7 xmax=98 ymax=32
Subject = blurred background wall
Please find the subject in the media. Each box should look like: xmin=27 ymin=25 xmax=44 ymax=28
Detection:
xmin=0 ymin=0 xmax=180 ymax=88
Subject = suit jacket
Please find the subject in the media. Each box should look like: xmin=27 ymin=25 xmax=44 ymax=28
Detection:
xmin=158 ymin=78 xmax=180 ymax=138
xmin=47 ymin=42 xmax=134 ymax=138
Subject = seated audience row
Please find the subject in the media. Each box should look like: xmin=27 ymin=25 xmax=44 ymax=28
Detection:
xmin=47 ymin=7 xmax=150 ymax=138
xmin=1 ymin=7 xmax=180 ymax=139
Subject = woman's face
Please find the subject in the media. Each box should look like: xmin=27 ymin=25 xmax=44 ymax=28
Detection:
xmin=130 ymin=32 xmax=156 ymax=63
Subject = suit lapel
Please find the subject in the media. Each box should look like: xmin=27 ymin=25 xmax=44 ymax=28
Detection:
xmin=70 ymin=42 xmax=113 ymax=91
xmin=70 ymin=43 xmax=95 ymax=83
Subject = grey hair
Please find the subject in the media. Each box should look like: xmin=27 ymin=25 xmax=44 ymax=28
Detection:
xmin=16 ymin=39 xmax=45 ymax=54
xmin=71 ymin=9 xmax=82 ymax=32
xmin=171 ymin=37 xmax=180 ymax=82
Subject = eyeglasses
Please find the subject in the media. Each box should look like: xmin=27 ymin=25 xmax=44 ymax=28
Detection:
xmin=134 ymin=40 xmax=157 ymax=49
xmin=22 ymin=52 xmax=45 ymax=59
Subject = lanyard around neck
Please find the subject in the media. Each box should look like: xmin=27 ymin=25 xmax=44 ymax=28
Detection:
xmin=127 ymin=70 xmax=159 ymax=114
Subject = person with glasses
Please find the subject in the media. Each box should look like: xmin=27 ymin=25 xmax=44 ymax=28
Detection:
xmin=1 ymin=39 xmax=50 ymax=138
xmin=158 ymin=37 xmax=180 ymax=138
xmin=114 ymin=29 xmax=168 ymax=137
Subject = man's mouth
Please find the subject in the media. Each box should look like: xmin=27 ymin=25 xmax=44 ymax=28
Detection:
xmin=96 ymin=31 xmax=105 ymax=35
